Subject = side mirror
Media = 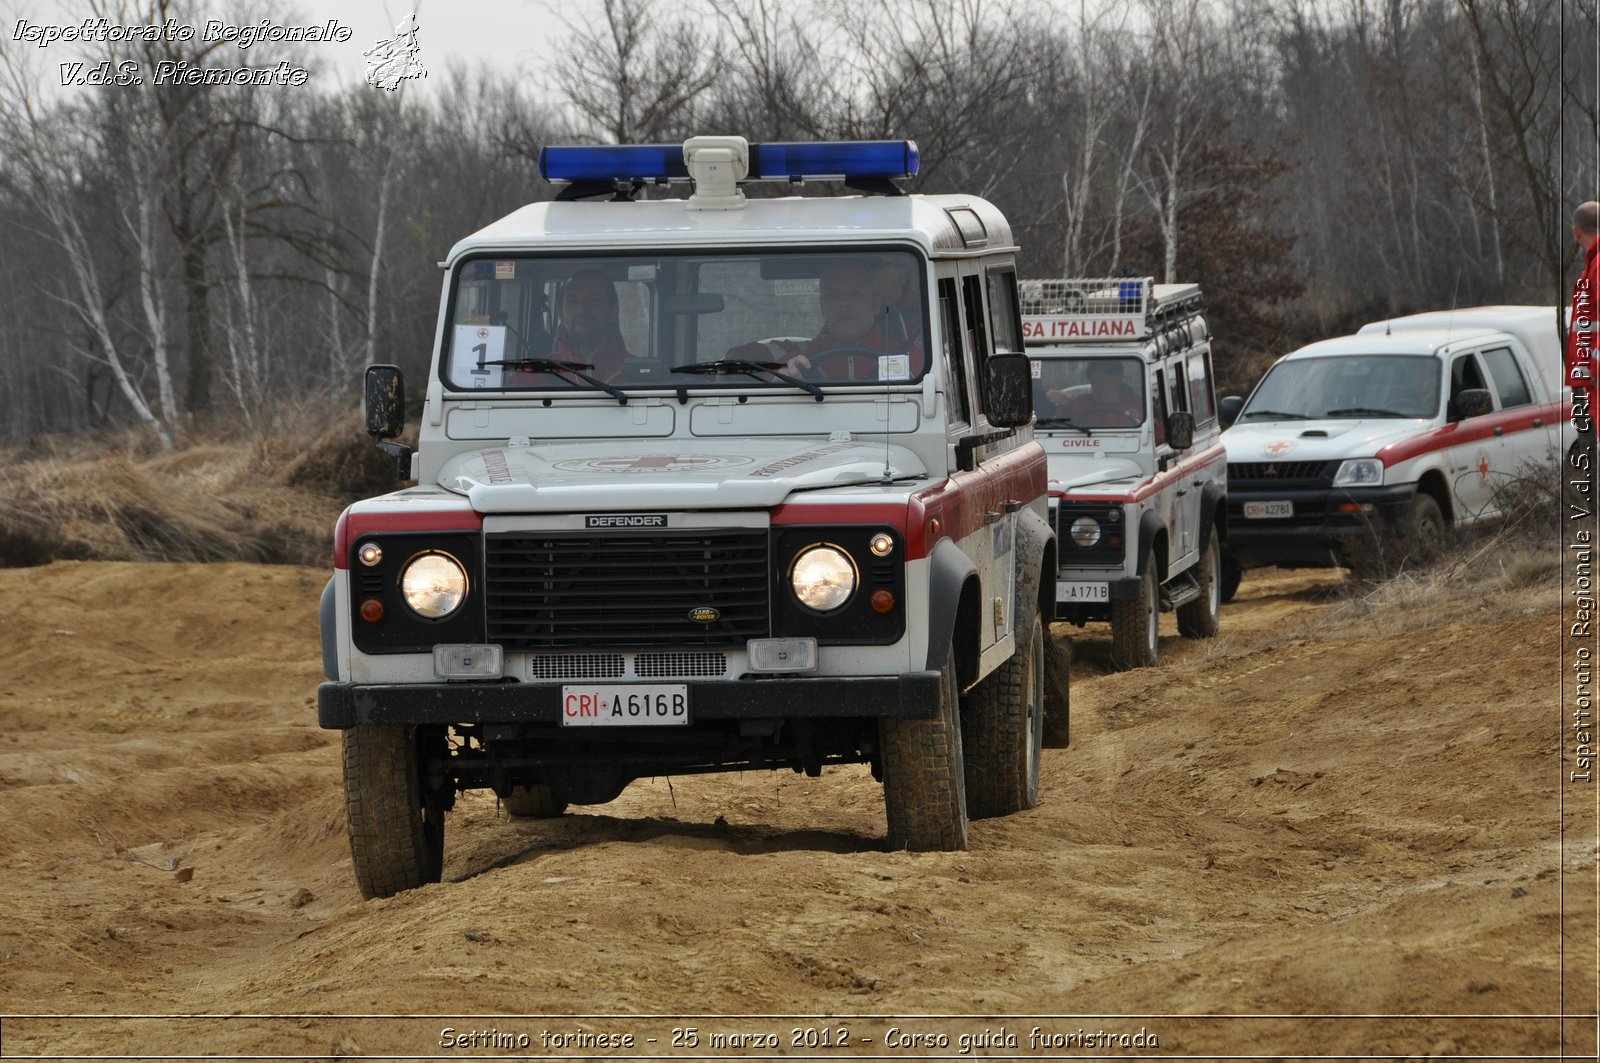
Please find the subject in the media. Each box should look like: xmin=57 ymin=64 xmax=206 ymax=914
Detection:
xmin=364 ymin=364 xmax=405 ymax=439
xmin=1166 ymin=410 xmax=1195 ymax=451
xmin=1218 ymin=395 xmax=1244 ymax=428
xmin=985 ymin=352 xmax=1034 ymax=428
xmin=1453 ymin=387 xmax=1493 ymax=421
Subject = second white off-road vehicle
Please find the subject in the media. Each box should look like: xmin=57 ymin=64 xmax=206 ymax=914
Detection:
xmin=1021 ymin=279 xmax=1226 ymax=669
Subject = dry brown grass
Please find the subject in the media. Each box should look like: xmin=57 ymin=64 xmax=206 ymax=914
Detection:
xmin=0 ymin=409 xmax=399 ymax=569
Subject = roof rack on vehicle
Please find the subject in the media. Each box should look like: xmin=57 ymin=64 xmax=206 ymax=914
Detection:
xmin=1019 ymin=277 xmax=1205 ymax=346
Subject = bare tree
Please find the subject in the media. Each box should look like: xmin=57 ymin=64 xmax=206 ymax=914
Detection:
xmin=550 ymin=0 xmax=723 ymax=143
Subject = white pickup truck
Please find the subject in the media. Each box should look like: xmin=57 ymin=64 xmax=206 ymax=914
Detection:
xmin=1220 ymin=305 xmax=1572 ymax=586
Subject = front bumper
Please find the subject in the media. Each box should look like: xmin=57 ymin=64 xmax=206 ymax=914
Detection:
xmin=1226 ymin=484 xmax=1416 ymax=567
xmin=318 ymin=673 xmax=941 ymax=729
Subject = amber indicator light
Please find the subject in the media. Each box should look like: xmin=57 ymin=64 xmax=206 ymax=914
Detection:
xmin=871 ymin=588 xmax=896 ymax=613
xmin=360 ymin=598 xmax=385 ymax=623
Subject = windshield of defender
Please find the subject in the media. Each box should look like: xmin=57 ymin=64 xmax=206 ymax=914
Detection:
xmin=1031 ymin=356 xmax=1147 ymax=429
xmin=441 ymin=249 xmax=928 ymax=392
xmin=1240 ymin=355 xmax=1440 ymax=421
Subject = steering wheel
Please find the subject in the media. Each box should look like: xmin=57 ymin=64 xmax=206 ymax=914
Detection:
xmin=1073 ymin=404 xmax=1139 ymax=427
xmin=799 ymin=345 xmax=892 ymax=380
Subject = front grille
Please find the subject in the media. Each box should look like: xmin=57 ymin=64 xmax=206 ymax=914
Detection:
xmin=485 ymin=531 xmax=770 ymax=650
xmin=1228 ymin=461 xmax=1331 ymax=484
xmin=636 ymin=652 xmax=727 ymax=677
xmin=530 ymin=654 xmax=626 ymax=679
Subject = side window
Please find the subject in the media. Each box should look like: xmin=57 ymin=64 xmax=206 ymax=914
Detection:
xmin=1166 ymin=358 xmax=1188 ymax=414
xmin=1480 ymin=346 xmax=1532 ymax=408
xmin=1450 ymin=352 xmax=1489 ymax=411
xmin=985 ymin=268 xmax=1023 ymax=354
xmin=1151 ymin=367 xmax=1170 ymax=445
xmin=938 ymin=277 xmax=970 ymax=426
xmin=960 ymin=273 xmax=992 ymax=410
xmin=1187 ymin=348 xmax=1217 ymax=426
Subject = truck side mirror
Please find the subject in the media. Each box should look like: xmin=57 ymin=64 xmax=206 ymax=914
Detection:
xmin=1452 ymin=387 xmax=1493 ymax=421
xmin=985 ymin=352 xmax=1034 ymax=428
xmin=364 ymin=365 xmax=405 ymax=439
xmin=1166 ymin=410 xmax=1195 ymax=450
xmin=363 ymin=364 xmax=413 ymax=479
xmin=1218 ymin=395 xmax=1244 ymax=428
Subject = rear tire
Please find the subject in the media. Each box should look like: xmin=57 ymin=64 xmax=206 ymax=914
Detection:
xmin=1041 ymin=630 xmax=1072 ymax=749
xmin=1177 ymin=534 xmax=1222 ymax=638
xmin=963 ymin=609 xmax=1044 ymax=817
xmin=1110 ymin=554 xmax=1159 ymax=670
xmin=880 ymin=641 xmax=969 ymax=851
xmin=343 ymin=724 xmax=445 ymax=899
xmin=503 ymin=785 xmax=568 ymax=818
xmin=1220 ymin=549 xmax=1243 ymax=604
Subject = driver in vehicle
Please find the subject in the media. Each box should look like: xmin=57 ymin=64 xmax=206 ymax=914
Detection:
xmin=1048 ymin=361 xmax=1143 ymax=426
xmin=509 ymin=269 xmax=631 ymax=383
xmin=731 ymin=259 xmax=924 ymax=380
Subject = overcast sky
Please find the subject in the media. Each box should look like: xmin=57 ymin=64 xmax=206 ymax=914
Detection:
xmin=3 ymin=1 xmax=630 ymax=98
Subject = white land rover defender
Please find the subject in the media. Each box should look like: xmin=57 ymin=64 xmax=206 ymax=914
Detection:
xmin=1020 ymin=279 xmax=1226 ymax=669
xmin=318 ymin=137 xmax=1059 ymax=898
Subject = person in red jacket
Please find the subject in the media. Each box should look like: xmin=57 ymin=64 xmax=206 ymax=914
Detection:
xmin=510 ymin=269 xmax=631 ymax=384
xmin=732 ymin=259 xmax=923 ymax=380
xmin=1568 ymin=201 xmax=1599 ymax=405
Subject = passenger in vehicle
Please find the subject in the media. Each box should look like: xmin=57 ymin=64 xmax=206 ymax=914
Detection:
xmin=509 ymin=269 xmax=631 ymax=383
xmin=1049 ymin=361 xmax=1143 ymax=426
xmin=731 ymin=260 xmax=924 ymax=380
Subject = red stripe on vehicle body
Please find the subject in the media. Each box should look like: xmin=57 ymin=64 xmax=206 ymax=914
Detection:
xmin=333 ymin=504 xmax=484 ymax=568
xmin=1052 ymin=443 xmax=1226 ymax=505
xmin=1376 ymin=403 xmax=1568 ymax=467
xmin=771 ymin=442 xmax=1049 ymax=560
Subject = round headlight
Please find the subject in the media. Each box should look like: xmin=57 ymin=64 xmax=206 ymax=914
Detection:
xmin=1070 ymin=516 xmax=1102 ymax=548
xmin=400 ymin=553 xmax=468 ymax=619
xmin=791 ymin=545 xmax=856 ymax=612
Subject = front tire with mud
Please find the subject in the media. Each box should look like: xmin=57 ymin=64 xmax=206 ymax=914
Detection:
xmin=1110 ymin=553 xmax=1159 ymax=670
xmin=1177 ymin=533 xmax=1222 ymax=638
xmin=880 ymin=643 xmax=969 ymax=851
xmin=343 ymin=724 xmax=445 ymax=899
xmin=963 ymin=608 xmax=1044 ymax=817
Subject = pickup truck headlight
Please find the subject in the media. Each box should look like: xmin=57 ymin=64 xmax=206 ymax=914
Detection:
xmin=790 ymin=545 xmax=857 ymax=612
xmin=1332 ymin=458 xmax=1384 ymax=487
xmin=400 ymin=552 xmax=469 ymax=618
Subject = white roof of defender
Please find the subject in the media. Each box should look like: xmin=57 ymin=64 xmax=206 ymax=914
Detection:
xmin=445 ymin=194 xmax=1016 ymax=264
xmin=1356 ymin=305 xmax=1564 ymax=399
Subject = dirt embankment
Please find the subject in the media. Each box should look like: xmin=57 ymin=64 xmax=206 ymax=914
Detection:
xmin=0 ymin=561 xmax=1591 ymax=1060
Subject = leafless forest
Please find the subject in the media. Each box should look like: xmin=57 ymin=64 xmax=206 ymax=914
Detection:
xmin=0 ymin=0 xmax=1594 ymax=447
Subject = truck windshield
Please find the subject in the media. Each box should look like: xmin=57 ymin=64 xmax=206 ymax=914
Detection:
xmin=440 ymin=249 xmax=927 ymax=392
xmin=1030 ymin=355 xmax=1146 ymax=428
xmin=1240 ymin=355 xmax=1439 ymax=421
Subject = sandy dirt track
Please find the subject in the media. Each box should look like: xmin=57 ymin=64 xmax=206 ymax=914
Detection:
xmin=0 ymin=561 xmax=1593 ymax=1061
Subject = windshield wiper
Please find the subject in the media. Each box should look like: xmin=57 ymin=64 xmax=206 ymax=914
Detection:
xmin=476 ymin=358 xmax=628 ymax=404
xmin=1035 ymin=416 xmax=1092 ymax=436
xmin=1239 ymin=409 xmax=1312 ymax=421
xmin=674 ymin=359 xmax=823 ymax=402
xmin=1325 ymin=406 xmax=1409 ymax=418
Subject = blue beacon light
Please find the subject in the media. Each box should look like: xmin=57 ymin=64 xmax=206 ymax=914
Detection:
xmin=538 ymin=140 xmax=920 ymax=183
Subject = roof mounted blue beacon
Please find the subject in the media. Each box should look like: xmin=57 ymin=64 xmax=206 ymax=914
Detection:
xmin=540 ymin=137 xmax=919 ymax=200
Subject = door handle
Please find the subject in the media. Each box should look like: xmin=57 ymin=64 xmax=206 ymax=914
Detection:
xmin=1493 ymin=427 xmax=1504 ymax=437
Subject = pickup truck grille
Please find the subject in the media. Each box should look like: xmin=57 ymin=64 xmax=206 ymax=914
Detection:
xmin=1227 ymin=461 xmax=1333 ymax=485
xmin=484 ymin=531 xmax=770 ymax=650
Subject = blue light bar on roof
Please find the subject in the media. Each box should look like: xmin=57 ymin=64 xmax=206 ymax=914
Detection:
xmin=538 ymin=140 xmax=919 ymax=184
xmin=538 ymin=144 xmax=688 ymax=183
xmin=751 ymin=141 xmax=920 ymax=180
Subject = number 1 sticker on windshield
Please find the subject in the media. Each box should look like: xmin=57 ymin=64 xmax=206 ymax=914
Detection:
xmin=453 ymin=324 xmax=506 ymax=386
